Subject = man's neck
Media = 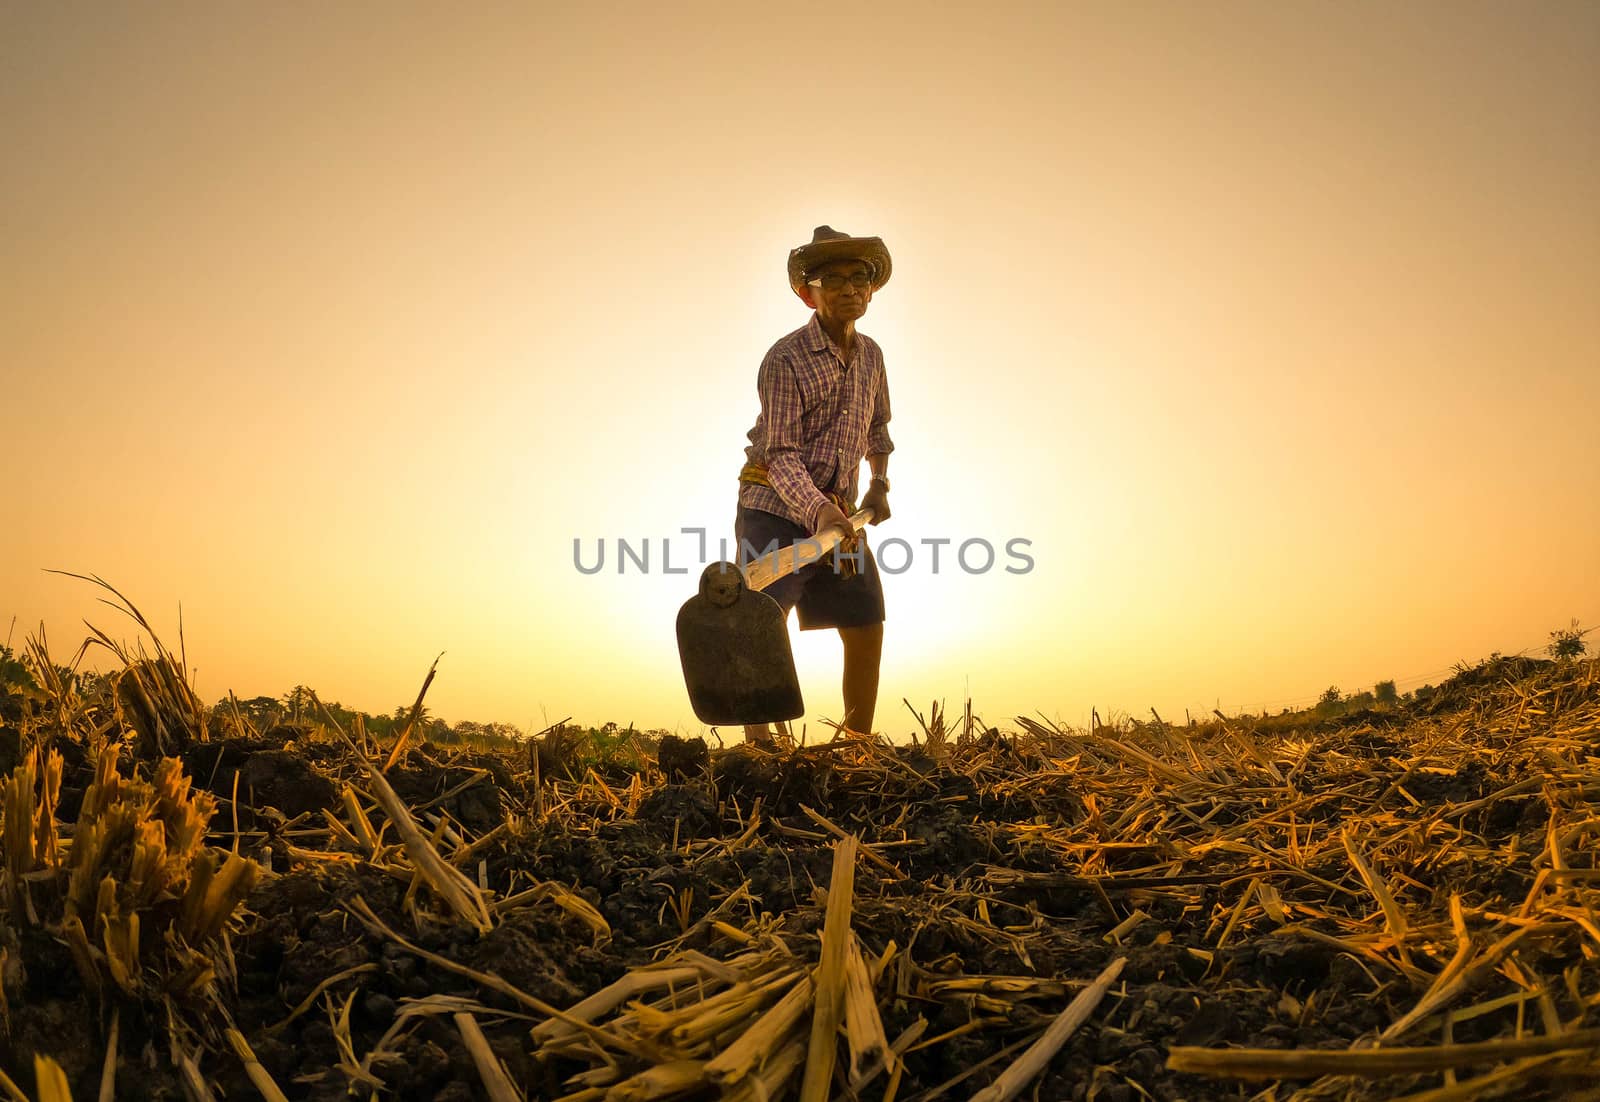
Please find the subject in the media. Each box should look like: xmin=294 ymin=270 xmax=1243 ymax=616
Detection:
xmin=819 ymin=316 xmax=855 ymax=358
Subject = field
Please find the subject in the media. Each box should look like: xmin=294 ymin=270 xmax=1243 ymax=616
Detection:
xmin=1 ymin=613 xmax=1598 ymax=1100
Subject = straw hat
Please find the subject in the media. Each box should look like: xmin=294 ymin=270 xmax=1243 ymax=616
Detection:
xmin=787 ymin=225 xmax=892 ymax=294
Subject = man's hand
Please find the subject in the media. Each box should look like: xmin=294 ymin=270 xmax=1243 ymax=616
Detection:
xmin=814 ymin=502 xmax=852 ymax=538
xmin=860 ymin=481 xmax=891 ymax=525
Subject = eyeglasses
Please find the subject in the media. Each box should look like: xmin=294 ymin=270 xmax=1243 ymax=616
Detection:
xmin=807 ymin=270 xmax=873 ymax=291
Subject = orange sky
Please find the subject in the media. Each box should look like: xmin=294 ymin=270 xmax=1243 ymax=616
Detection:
xmin=4 ymin=3 xmax=1597 ymax=736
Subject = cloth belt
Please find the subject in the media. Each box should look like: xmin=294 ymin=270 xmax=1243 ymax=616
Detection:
xmin=739 ymin=461 xmax=863 ymax=579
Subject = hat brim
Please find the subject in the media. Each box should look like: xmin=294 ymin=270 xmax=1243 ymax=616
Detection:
xmin=788 ymin=236 xmax=892 ymax=293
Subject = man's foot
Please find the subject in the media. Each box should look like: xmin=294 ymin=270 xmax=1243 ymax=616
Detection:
xmin=743 ymin=722 xmax=780 ymax=747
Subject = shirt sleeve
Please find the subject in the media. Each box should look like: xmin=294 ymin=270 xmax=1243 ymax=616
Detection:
xmin=867 ymin=361 xmax=895 ymax=456
xmin=758 ymin=351 xmax=830 ymax=530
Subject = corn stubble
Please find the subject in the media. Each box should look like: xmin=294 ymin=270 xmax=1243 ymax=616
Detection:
xmin=2 ymin=739 xmax=259 ymax=996
xmin=4 ymin=576 xmax=1600 ymax=1101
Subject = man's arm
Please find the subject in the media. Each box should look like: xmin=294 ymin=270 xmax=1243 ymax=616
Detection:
xmin=866 ymin=363 xmax=894 ymax=482
xmin=758 ymin=352 xmax=830 ymax=530
xmin=860 ymin=366 xmax=894 ymax=523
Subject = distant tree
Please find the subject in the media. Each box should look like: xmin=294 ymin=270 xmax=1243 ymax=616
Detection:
xmin=249 ymin=695 xmax=282 ymax=723
xmin=1374 ymin=680 xmax=1399 ymax=705
xmin=216 ymin=695 xmax=280 ymax=732
xmin=282 ymin=685 xmax=317 ymax=722
xmin=0 ymin=646 xmax=37 ymax=691
xmin=1549 ymin=620 xmax=1588 ymax=661
xmin=319 ymin=700 xmax=362 ymax=732
xmin=1318 ymin=686 xmax=1341 ymax=707
xmin=393 ymin=704 xmax=432 ymax=729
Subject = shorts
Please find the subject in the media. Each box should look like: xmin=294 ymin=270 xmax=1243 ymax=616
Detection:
xmin=734 ymin=505 xmax=886 ymax=631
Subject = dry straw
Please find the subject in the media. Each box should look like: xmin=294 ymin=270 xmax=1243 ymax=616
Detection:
xmin=4 ymin=576 xmax=1599 ymax=1098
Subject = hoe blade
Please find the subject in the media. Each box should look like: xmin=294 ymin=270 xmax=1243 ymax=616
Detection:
xmin=676 ymin=563 xmax=803 ymax=726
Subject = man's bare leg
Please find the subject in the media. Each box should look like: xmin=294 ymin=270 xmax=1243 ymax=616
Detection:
xmin=743 ymin=721 xmax=788 ymax=745
xmin=839 ymin=622 xmax=884 ymax=735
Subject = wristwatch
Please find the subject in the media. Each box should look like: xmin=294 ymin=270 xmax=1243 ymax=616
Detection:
xmin=869 ymin=475 xmax=890 ymax=492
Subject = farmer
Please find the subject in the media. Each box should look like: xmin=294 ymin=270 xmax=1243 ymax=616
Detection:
xmin=736 ymin=225 xmax=895 ymax=743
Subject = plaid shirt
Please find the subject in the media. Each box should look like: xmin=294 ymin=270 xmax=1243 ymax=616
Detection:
xmin=741 ymin=312 xmax=895 ymax=531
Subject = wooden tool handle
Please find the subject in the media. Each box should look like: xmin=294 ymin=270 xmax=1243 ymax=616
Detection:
xmin=742 ymin=509 xmax=873 ymax=593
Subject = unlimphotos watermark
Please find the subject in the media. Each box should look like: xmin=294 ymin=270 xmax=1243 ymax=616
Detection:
xmin=573 ymin=529 xmax=1034 ymax=576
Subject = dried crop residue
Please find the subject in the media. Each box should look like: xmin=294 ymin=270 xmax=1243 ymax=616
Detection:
xmin=3 ymin=617 xmax=1599 ymax=1100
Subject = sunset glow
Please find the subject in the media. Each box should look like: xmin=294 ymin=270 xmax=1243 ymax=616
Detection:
xmin=5 ymin=3 xmax=1596 ymax=735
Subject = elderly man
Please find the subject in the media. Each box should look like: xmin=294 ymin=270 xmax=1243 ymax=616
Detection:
xmin=736 ymin=226 xmax=895 ymax=743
